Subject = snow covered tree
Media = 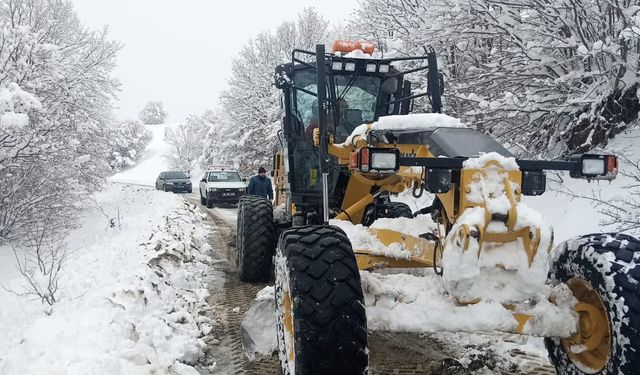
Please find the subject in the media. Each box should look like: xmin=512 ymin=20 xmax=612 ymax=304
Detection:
xmin=0 ymin=0 xmax=120 ymax=242
xmin=353 ymin=0 xmax=640 ymax=157
xmin=107 ymin=120 xmax=152 ymax=171
xmin=211 ymin=7 xmax=329 ymax=175
xmin=164 ymin=119 xmax=209 ymax=174
xmin=139 ymin=101 xmax=168 ymax=125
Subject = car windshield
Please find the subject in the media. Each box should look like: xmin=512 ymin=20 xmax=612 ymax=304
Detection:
xmin=208 ymin=171 xmax=241 ymax=182
xmin=164 ymin=171 xmax=187 ymax=179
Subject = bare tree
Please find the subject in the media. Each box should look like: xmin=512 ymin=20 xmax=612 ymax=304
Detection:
xmin=9 ymin=219 xmax=69 ymax=305
xmin=164 ymin=119 xmax=209 ymax=174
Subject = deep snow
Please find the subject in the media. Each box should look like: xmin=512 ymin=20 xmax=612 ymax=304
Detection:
xmin=0 ymin=185 xmax=213 ymax=374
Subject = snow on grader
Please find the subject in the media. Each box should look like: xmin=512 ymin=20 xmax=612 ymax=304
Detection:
xmin=235 ymin=41 xmax=639 ymax=374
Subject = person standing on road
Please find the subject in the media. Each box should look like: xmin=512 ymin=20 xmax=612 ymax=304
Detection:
xmin=247 ymin=167 xmax=273 ymax=200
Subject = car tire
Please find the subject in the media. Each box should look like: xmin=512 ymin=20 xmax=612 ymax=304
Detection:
xmin=200 ymin=191 xmax=206 ymax=205
xmin=206 ymin=198 xmax=214 ymax=208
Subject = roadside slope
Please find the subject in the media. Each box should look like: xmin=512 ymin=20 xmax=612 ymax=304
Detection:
xmin=110 ymin=124 xmax=173 ymax=187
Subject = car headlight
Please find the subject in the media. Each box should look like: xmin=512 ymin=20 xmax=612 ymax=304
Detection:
xmin=209 ymin=188 xmax=218 ymax=192
xmin=237 ymin=188 xmax=245 ymax=192
xmin=166 ymin=182 xmax=174 ymax=185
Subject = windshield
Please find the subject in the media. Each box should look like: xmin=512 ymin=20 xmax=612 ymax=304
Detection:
xmin=164 ymin=171 xmax=187 ymax=179
xmin=293 ymin=70 xmax=381 ymax=143
xmin=208 ymin=171 xmax=241 ymax=182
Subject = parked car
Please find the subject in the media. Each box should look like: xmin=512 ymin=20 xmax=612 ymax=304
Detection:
xmin=199 ymin=169 xmax=246 ymax=207
xmin=155 ymin=171 xmax=192 ymax=193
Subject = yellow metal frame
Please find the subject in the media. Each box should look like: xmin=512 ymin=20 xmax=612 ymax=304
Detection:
xmin=292 ymin=125 xmax=608 ymax=342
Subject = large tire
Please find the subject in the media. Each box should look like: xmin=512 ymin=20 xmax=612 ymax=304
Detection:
xmin=236 ymin=196 xmax=276 ymax=282
xmin=275 ymin=226 xmax=368 ymax=375
xmin=546 ymin=233 xmax=640 ymax=375
xmin=200 ymin=191 xmax=206 ymax=205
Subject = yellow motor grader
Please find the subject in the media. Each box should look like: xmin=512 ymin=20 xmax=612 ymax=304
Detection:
xmin=235 ymin=41 xmax=638 ymax=375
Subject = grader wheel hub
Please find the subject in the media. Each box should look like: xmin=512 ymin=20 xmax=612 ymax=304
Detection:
xmin=562 ymin=278 xmax=611 ymax=373
xmin=282 ymin=291 xmax=296 ymax=364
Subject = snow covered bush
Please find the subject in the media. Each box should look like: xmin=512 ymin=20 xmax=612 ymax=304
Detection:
xmin=107 ymin=120 xmax=152 ymax=171
xmin=164 ymin=117 xmax=209 ymax=174
xmin=139 ymin=101 xmax=168 ymax=125
xmin=354 ymin=0 xmax=640 ymax=157
xmin=0 ymin=0 xmax=120 ymax=242
xmin=208 ymin=7 xmax=329 ymax=175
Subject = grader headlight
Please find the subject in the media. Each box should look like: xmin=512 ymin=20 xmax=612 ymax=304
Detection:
xmin=570 ymin=154 xmax=618 ymax=181
xmin=350 ymin=147 xmax=399 ymax=174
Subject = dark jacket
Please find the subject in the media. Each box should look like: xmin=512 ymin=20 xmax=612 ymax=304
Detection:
xmin=247 ymin=175 xmax=273 ymax=200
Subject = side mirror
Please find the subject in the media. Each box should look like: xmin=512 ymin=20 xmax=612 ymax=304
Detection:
xmin=242 ymin=178 xmax=247 ymax=182
xmin=569 ymin=154 xmax=618 ymax=181
xmin=201 ymin=178 xmax=207 ymax=183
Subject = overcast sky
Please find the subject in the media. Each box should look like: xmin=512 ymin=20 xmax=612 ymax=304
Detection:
xmin=71 ymin=0 xmax=358 ymax=123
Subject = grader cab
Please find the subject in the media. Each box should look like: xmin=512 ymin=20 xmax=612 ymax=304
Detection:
xmin=236 ymin=41 xmax=638 ymax=375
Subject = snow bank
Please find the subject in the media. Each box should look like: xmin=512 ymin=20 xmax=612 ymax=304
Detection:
xmin=241 ymin=270 xmax=576 ymax=356
xmin=364 ymin=270 xmax=575 ymax=337
xmin=330 ymin=215 xmax=437 ymax=260
xmin=362 ymin=271 xmax=517 ymax=333
xmin=241 ymin=286 xmax=277 ymax=360
xmin=0 ymin=184 xmax=213 ymax=374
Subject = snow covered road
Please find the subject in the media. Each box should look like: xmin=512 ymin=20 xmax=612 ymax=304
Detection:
xmin=192 ymin=197 xmax=557 ymax=375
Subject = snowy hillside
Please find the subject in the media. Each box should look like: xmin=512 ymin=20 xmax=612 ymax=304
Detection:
xmin=110 ymin=124 xmax=174 ymax=187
